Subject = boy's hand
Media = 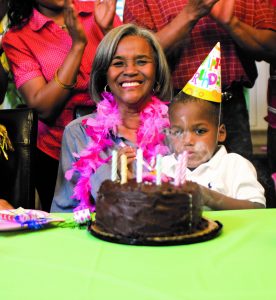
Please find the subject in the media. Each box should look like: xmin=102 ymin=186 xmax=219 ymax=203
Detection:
xmin=182 ymin=181 xmax=205 ymax=206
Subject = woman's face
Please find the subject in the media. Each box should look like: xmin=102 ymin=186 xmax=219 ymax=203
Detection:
xmin=35 ymin=0 xmax=64 ymax=14
xmin=107 ymin=35 xmax=156 ymax=109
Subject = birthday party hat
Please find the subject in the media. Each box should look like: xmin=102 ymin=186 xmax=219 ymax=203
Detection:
xmin=182 ymin=42 xmax=221 ymax=103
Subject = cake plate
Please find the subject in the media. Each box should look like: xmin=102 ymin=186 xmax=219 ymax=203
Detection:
xmin=88 ymin=218 xmax=223 ymax=246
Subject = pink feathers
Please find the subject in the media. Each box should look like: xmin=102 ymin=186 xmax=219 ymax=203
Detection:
xmin=67 ymin=92 xmax=170 ymax=211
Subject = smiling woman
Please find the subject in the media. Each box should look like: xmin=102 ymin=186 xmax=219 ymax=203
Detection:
xmin=51 ymin=24 xmax=173 ymax=212
xmin=107 ymin=35 xmax=156 ymax=109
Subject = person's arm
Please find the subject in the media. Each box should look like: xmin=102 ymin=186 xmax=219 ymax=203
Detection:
xmin=0 ymin=199 xmax=14 ymax=210
xmin=18 ymin=0 xmax=87 ymax=122
xmin=124 ymin=0 xmax=219 ymax=51
xmin=183 ymin=151 xmax=266 ymax=210
xmin=211 ymin=0 xmax=276 ymax=63
xmin=183 ymin=181 xmax=265 ymax=210
xmin=199 ymin=185 xmax=264 ymax=210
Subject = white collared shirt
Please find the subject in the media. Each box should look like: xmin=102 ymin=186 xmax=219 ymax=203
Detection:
xmin=162 ymin=146 xmax=266 ymax=207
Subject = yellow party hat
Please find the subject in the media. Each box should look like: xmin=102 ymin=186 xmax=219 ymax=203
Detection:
xmin=182 ymin=42 xmax=221 ymax=103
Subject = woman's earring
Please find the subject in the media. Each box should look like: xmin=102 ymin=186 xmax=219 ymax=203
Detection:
xmin=153 ymin=82 xmax=160 ymax=94
xmin=104 ymin=84 xmax=110 ymax=92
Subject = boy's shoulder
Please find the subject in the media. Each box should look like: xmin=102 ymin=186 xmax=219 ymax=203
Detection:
xmin=214 ymin=146 xmax=255 ymax=170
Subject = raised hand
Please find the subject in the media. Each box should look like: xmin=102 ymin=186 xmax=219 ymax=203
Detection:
xmin=64 ymin=0 xmax=87 ymax=45
xmin=185 ymin=0 xmax=220 ymax=21
xmin=210 ymin=0 xmax=236 ymax=26
xmin=94 ymin=0 xmax=117 ymax=33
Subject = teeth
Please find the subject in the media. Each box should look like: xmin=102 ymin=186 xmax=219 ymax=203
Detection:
xmin=122 ymin=82 xmax=140 ymax=87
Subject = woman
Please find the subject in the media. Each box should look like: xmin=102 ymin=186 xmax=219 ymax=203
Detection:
xmin=51 ymin=23 xmax=173 ymax=212
xmin=2 ymin=0 xmax=121 ymax=211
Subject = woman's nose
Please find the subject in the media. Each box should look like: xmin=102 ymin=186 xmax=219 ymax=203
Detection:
xmin=123 ymin=61 xmax=138 ymax=74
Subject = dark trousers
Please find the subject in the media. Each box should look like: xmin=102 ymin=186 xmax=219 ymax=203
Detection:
xmin=222 ymin=85 xmax=275 ymax=206
xmin=35 ymin=148 xmax=59 ymax=212
xmin=267 ymin=126 xmax=276 ymax=174
xmin=221 ymin=84 xmax=253 ymax=159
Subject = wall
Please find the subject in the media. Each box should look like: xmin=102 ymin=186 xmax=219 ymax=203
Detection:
xmin=249 ymin=62 xmax=270 ymax=131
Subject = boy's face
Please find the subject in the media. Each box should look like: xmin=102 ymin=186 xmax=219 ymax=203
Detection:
xmin=169 ymin=101 xmax=226 ymax=169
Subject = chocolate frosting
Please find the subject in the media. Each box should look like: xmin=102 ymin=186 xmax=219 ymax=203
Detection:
xmin=96 ymin=179 xmax=204 ymax=238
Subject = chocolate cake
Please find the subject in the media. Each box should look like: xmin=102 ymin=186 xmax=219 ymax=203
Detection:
xmin=94 ymin=179 xmax=207 ymax=239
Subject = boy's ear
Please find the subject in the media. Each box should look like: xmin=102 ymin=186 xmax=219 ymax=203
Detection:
xmin=218 ymin=124 xmax=226 ymax=143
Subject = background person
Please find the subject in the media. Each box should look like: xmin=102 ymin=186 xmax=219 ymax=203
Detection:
xmin=2 ymin=0 xmax=121 ymax=211
xmin=124 ymin=0 xmax=276 ymax=159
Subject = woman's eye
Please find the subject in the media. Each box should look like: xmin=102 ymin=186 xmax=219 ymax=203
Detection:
xmin=112 ymin=61 xmax=124 ymax=67
xmin=136 ymin=59 xmax=148 ymax=66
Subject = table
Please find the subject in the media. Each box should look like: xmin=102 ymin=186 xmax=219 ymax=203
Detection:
xmin=1 ymin=209 xmax=276 ymax=300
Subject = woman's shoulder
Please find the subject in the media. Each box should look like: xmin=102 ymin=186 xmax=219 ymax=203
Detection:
xmin=2 ymin=25 xmax=28 ymax=48
xmin=65 ymin=113 xmax=96 ymax=130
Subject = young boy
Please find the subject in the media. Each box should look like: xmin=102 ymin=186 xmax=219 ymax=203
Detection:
xmin=162 ymin=92 xmax=266 ymax=210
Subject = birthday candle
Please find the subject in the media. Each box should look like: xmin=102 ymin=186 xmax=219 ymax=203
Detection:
xmin=180 ymin=151 xmax=188 ymax=185
xmin=155 ymin=154 xmax=162 ymax=185
xmin=136 ymin=148 xmax=143 ymax=183
xmin=174 ymin=153 xmax=182 ymax=186
xmin=111 ymin=150 xmax=118 ymax=181
xmin=120 ymin=154 xmax=128 ymax=184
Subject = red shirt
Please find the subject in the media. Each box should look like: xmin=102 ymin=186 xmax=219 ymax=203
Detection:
xmin=124 ymin=0 xmax=276 ymax=90
xmin=3 ymin=1 xmax=122 ymax=160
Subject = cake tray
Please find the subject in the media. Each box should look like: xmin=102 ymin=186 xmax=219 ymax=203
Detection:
xmin=88 ymin=218 xmax=223 ymax=246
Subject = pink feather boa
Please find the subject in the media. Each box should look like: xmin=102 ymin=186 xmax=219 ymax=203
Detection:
xmin=65 ymin=92 xmax=170 ymax=212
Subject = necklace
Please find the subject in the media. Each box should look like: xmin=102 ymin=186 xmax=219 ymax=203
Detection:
xmin=66 ymin=92 xmax=170 ymax=212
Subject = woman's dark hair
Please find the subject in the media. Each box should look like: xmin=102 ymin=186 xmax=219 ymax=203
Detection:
xmin=7 ymin=0 xmax=36 ymax=28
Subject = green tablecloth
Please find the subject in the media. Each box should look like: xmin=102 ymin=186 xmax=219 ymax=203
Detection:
xmin=1 ymin=209 xmax=276 ymax=300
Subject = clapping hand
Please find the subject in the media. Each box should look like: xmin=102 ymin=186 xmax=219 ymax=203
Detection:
xmin=210 ymin=0 xmax=235 ymax=26
xmin=185 ymin=0 xmax=219 ymax=20
xmin=94 ymin=0 xmax=117 ymax=33
xmin=64 ymin=0 xmax=87 ymax=45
